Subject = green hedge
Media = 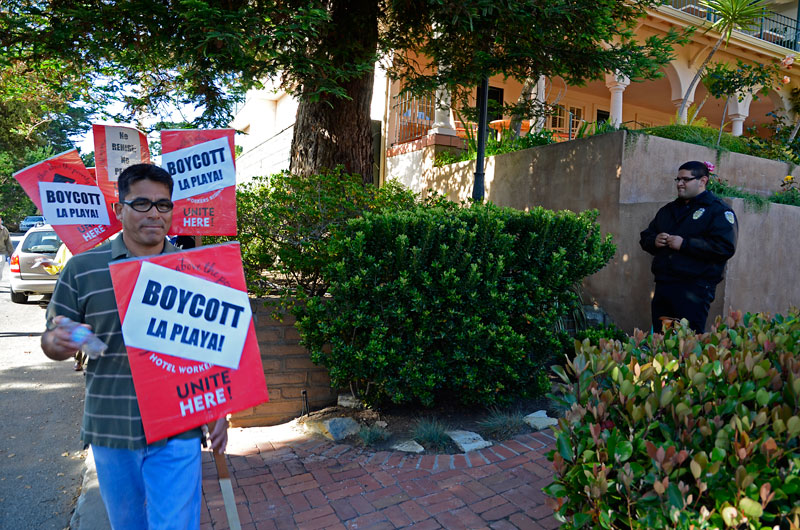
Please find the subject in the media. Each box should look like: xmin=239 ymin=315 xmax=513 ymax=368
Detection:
xmin=207 ymin=169 xmax=424 ymax=297
xmin=546 ymin=312 xmax=800 ymax=528
xmin=296 ymin=203 xmax=615 ymax=407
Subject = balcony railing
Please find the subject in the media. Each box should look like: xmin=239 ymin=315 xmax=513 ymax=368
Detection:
xmin=393 ymin=92 xmax=434 ymax=144
xmin=670 ymin=0 xmax=800 ymax=51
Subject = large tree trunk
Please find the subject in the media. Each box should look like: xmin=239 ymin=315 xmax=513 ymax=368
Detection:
xmin=289 ymin=0 xmax=379 ymax=184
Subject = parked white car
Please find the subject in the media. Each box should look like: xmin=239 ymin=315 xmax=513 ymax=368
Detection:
xmin=8 ymin=224 xmax=63 ymax=303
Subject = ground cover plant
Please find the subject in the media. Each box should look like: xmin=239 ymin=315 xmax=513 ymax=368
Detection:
xmin=545 ymin=311 xmax=800 ymax=529
xmin=477 ymin=408 xmax=529 ymax=440
xmin=412 ymin=418 xmax=453 ymax=452
xmin=296 ymin=202 xmax=615 ymax=408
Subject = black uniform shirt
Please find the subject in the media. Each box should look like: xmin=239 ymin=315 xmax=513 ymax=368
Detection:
xmin=640 ymin=190 xmax=738 ymax=285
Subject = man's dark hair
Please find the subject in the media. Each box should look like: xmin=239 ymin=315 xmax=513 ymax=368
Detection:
xmin=117 ymin=164 xmax=173 ymax=201
xmin=678 ymin=161 xmax=710 ymax=179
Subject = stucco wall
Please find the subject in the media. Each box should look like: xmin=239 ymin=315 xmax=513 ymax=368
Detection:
xmin=392 ymin=131 xmax=799 ymax=332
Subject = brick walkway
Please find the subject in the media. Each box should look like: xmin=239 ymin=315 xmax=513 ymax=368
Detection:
xmin=201 ymin=424 xmax=558 ymax=530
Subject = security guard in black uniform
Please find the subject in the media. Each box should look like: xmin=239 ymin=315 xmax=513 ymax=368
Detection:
xmin=640 ymin=161 xmax=738 ymax=333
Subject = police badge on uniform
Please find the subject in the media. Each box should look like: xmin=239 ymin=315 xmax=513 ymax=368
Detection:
xmin=692 ymin=208 xmax=705 ymax=220
xmin=725 ymin=211 xmax=735 ymax=224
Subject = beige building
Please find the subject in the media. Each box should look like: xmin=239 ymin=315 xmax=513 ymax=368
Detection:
xmin=232 ymin=0 xmax=800 ymax=184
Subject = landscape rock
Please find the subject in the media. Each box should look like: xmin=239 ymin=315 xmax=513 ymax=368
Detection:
xmin=337 ymin=394 xmax=364 ymax=409
xmin=374 ymin=420 xmax=388 ymax=428
xmin=524 ymin=411 xmax=558 ymax=431
xmin=304 ymin=417 xmax=360 ymax=441
xmin=446 ymin=430 xmax=492 ymax=452
xmin=391 ymin=440 xmax=425 ymax=453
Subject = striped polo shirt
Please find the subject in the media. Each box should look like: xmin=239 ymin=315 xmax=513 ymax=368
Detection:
xmin=46 ymin=234 xmax=201 ymax=449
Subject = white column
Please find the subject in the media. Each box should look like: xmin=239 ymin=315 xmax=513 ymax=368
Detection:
xmin=605 ymin=73 xmax=630 ymax=127
xmin=429 ymin=85 xmax=457 ymax=136
xmin=729 ymin=113 xmax=746 ymax=136
xmin=726 ymin=94 xmax=752 ymax=137
xmin=672 ymin=98 xmax=689 ymax=124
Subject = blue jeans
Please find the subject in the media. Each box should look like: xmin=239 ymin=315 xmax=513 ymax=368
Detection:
xmin=92 ymin=438 xmax=202 ymax=530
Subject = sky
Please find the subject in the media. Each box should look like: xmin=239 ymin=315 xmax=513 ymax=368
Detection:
xmin=73 ymin=100 xmax=205 ymax=164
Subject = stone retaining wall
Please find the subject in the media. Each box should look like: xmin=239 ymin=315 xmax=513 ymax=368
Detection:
xmin=391 ymin=131 xmax=800 ymax=332
xmin=230 ymin=300 xmax=337 ymax=427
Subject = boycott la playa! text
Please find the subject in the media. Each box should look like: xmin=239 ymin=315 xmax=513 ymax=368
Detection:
xmin=141 ymin=280 xmax=246 ymax=352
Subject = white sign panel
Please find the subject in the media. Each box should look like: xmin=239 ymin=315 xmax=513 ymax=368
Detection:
xmin=105 ymin=125 xmax=144 ymax=182
xmin=162 ymin=137 xmax=236 ymax=202
xmin=121 ymin=261 xmax=252 ymax=369
xmin=38 ymin=182 xmax=111 ymax=226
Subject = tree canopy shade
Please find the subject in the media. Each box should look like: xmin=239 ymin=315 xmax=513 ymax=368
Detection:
xmin=0 ymin=53 xmax=100 ymax=225
xmin=1 ymin=0 xmax=685 ymax=183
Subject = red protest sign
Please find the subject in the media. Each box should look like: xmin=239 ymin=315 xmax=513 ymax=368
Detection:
xmin=161 ymin=129 xmax=237 ymax=236
xmin=93 ymin=124 xmax=150 ymax=201
xmin=12 ymin=149 xmax=121 ymax=254
xmin=109 ymin=242 xmax=268 ymax=443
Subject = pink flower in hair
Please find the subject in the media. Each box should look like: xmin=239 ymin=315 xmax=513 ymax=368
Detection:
xmin=703 ymin=161 xmax=715 ymax=173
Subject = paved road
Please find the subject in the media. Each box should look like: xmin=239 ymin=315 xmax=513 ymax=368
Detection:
xmin=0 ymin=234 xmax=85 ymax=529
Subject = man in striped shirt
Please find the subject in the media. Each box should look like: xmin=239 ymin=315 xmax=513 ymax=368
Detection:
xmin=41 ymin=163 xmax=227 ymax=529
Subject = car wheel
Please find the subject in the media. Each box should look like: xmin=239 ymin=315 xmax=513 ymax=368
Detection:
xmin=10 ymin=289 xmax=27 ymax=304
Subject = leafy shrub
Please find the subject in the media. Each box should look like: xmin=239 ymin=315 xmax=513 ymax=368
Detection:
xmin=746 ymin=137 xmax=800 ymax=165
xmin=642 ymin=124 xmax=800 ymax=165
xmin=706 ymin=178 xmax=770 ymax=212
xmin=574 ymin=323 xmax=628 ymax=345
xmin=207 ymin=168 xmax=422 ymax=298
xmin=296 ymin=203 xmax=615 ymax=407
xmin=204 ymin=175 xmax=278 ymax=297
xmin=433 ymin=150 xmax=464 ymax=167
xmin=640 ymin=125 xmax=751 ymax=154
xmin=483 ymin=128 xmax=555 ymax=155
xmin=769 ymin=175 xmax=800 ymax=207
xmin=545 ymin=312 xmax=800 ymax=529
xmin=770 ymin=187 xmax=800 ymax=207
xmin=435 ymin=129 xmax=556 ymax=166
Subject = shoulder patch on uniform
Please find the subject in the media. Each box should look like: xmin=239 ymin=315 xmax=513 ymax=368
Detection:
xmin=692 ymin=208 xmax=705 ymax=220
xmin=725 ymin=211 xmax=735 ymax=224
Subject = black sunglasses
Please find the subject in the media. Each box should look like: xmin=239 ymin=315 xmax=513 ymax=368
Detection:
xmin=119 ymin=198 xmax=174 ymax=213
xmin=674 ymin=176 xmax=702 ymax=183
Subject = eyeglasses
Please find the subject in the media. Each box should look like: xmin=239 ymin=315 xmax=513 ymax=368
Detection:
xmin=119 ymin=198 xmax=174 ymax=213
xmin=674 ymin=176 xmax=702 ymax=183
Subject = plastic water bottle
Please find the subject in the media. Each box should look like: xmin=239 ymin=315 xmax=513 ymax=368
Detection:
xmin=58 ymin=317 xmax=107 ymax=359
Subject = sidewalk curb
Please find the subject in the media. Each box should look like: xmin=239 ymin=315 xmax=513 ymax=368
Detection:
xmin=70 ymin=448 xmax=110 ymax=530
